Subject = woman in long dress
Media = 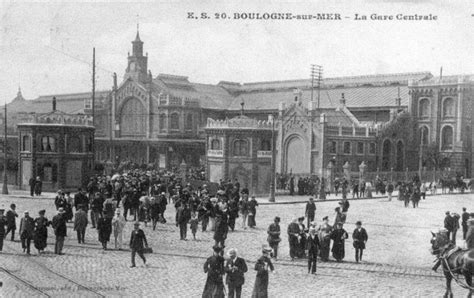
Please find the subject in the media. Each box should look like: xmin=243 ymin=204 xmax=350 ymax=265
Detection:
xmin=318 ymin=216 xmax=332 ymax=261
xmin=97 ymin=213 xmax=112 ymax=250
xmin=252 ymin=245 xmax=274 ymax=298
xmin=330 ymin=222 xmax=348 ymax=262
xmin=34 ymin=209 xmax=50 ymax=253
xmin=202 ymin=246 xmax=225 ymax=298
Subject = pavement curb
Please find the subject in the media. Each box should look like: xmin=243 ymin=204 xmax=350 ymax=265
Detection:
xmin=258 ymin=195 xmax=387 ymax=205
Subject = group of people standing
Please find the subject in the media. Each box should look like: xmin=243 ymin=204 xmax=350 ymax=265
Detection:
xmin=265 ymin=197 xmax=368 ymax=276
xmin=0 ymin=203 xmax=68 ymax=255
xmin=202 ymin=245 xmax=274 ymax=298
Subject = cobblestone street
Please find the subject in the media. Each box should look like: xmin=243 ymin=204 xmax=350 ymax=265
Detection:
xmin=0 ymin=192 xmax=472 ymax=297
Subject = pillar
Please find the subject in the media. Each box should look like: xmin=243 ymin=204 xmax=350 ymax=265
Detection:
xmin=180 ymin=159 xmax=188 ymax=184
xmin=327 ymin=161 xmax=334 ymax=192
xmin=343 ymin=161 xmax=351 ymax=184
xmin=359 ymin=161 xmax=367 ymax=184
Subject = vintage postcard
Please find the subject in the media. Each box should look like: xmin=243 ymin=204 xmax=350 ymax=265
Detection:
xmin=0 ymin=1 xmax=473 ymax=297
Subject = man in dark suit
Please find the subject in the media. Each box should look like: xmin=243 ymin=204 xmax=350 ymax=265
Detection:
xmin=52 ymin=208 xmax=67 ymax=255
xmin=462 ymin=207 xmax=469 ymax=240
xmin=444 ymin=211 xmax=455 ymax=242
xmin=305 ymin=197 xmax=316 ymax=228
xmin=352 ymin=221 xmax=368 ymax=263
xmin=129 ymin=222 xmax=148 ymax=267
xmin=176 ymin=202 xmax=191 ymax=240
xmin=306 ymin=227 xmax=320 ymax=274
xmin=74 ymin=188 xmax=89 ymax=213
xmin=225 ymin=248 xmax=248 ymax=298
xmin=19 ymin=211 xmax=35 ymax=254
xmin=28 ymin=177 xmax=35 ymax=197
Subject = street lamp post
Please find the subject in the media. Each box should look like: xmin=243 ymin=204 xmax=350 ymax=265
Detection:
xmin=269 ymin=114 xmax=276 ymax=202
xmin=2 ymin=101 xmax=8 ymax=194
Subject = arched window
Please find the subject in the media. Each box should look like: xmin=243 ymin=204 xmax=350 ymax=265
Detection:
xmin=233 ymin=139 xmax=248 ymax=156
xmin=159 ymin=114 xmax=166 ymax=132
xmin=119 ymin=97 xmax=146 ymax=137
xmin=419 ymin=98 xmax=430 ymax=118
xmin=343 ymin=141 xmax=351 ymax=154
xmin=441 ymin=125 xmax=454 ymax=150
xmin=185 ymin=114 xmax=193 ymax=130
xmin=443 ymin=98 xmax=455 ymax=118
xmin=68 ymin=135 xmax=82 ymax=153
xmin=41 ymin=136 xmax=56 ymax=152
xmin=22 ymin=135 xmax=31 ymax=151
xmin=260 ymin=139 xmax=271 ymax=151
xmin=382 ymin=139 xmax=391 ymax=170
xmin=419 ymin=126 xmax=429 ymax=145
xmin=210 ymin=139 xmax=221 ymax=150
xmin=396 ymin=141 xmax=404 ymax=171
xmin=170 ymin=113 xmax=180 ymax=130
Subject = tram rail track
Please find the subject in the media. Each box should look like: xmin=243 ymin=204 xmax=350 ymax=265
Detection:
xmin=0 ymin=266 xmax=51 ymax=297
xmin=3 ymin=241 xmax=106 ymax=298
xmin=56 ymin=240 xmax=442 ymax=280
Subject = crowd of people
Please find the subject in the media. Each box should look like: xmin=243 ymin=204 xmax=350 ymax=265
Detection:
xmin=276 ymin=171 xmax=473 ymax=203
xmin=4 ymin=166 xmax=474 ymax=297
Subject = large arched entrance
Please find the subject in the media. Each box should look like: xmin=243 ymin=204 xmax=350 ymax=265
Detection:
xmin=119 ymin=97 xmax=146 ymax=137
xmin=382 ymin=139 xmax=391 ymax=171
xmin=285 ymin=135 xmax=306 ymax=174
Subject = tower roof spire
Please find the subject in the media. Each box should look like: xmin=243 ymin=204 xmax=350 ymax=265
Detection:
xmin=134 ymin=14 xmax=141 ymax=42
xmin=134 ymin=27 xmax=141 ymax=42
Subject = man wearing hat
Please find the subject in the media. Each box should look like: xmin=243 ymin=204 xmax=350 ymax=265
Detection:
xmin=287 ymin=218 xmax=300 ymax=261
xmin=248 ymin=196 xmax=259 ymax=229
xmin=444 ymin=211 xmax=456 ymax=243
xmin=267 ymin=217 xmax=281 ymax=260
xmin=305 ymin=198 xmax=316 ymax=229
xmin=462 ymin=207 xmax=470 ymax=240
xmin=52 ymin=207 xmax=67 ymax=255
xmin=129 ymin=222 xmax=148 ymax=267
xmin=5 ymin=203 xmax=18 ymax=241
xmin=352 ymin=221 xmax=368 ymax=263
xmin=0 ymin=208 xmax=7 ymax=251
xmin=19 ymin=211 xmax=35 ymax=254
xmin=202 ymin=245 xmax=225 ymax=297
xmin=306 ymin=227 xmax=320 ymax=274
xmin=74 ymin=205 xmax=88 ymax=244
xmin=251 ymin=244 xmax=274 ymax=297
xmin=225 ymin=248 xmax=248 ymax=298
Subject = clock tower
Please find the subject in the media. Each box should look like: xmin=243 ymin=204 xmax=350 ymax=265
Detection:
xmin=124 ymin=29 xmax=148 ymax=83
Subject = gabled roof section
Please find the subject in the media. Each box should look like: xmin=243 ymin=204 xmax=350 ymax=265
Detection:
xmin=152 ymin=74 xmax=235 ymax=109
xmin=322 ymin=109 xmax=356 ymax=126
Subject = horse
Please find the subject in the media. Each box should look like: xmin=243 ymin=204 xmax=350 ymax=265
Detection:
xmin=431 ymin=230 xmax=474 ymax=297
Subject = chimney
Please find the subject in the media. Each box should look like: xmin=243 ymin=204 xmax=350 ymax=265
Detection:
xmin=340 ymin=93 xmax=346 ymax=106
xmin=52 ymin=97 xmax=57 ymax=111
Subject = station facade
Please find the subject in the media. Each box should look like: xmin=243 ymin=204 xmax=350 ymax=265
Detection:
xmin=2 ymin=31 xmax=474 ymax=192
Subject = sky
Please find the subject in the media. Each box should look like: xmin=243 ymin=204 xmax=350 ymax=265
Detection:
xmin=0 ymin=0 xmax=473 ymax=103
